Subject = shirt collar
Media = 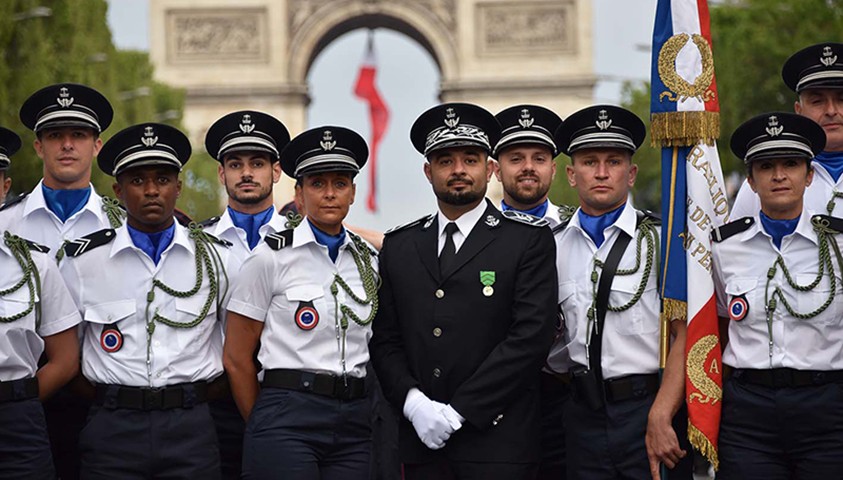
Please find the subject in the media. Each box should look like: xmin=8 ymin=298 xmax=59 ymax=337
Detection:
xmin=111 ymin=220 xmax=194 ymax=258
xmin=436 ymin=199 xmax=487 ymax=239
xmin=217 ymin=206 xmax=287 ymax=236
xmin=292 ymin=217 xmax=353 ymax=250
xmin=743 ymin=209 xmax=817 ymax=245
xmin=568 ymin=201 xmax=636 ymax=240
xmin=23 ymin=179 xmax=106 ymax=222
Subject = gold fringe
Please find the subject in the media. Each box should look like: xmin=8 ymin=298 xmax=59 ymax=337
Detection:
xmin=661 ymin=298 xmax=687 ymax=323
xmin=650 ymin=111 xmax=720 ymax=148
xmin=688 ymin=423 xmax=719 ymax=471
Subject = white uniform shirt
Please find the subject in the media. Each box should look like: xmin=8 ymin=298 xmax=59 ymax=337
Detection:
xmin=553 ymin=204 xmax=661 ymax=380
xmin=0 ymin=238 xmax=81 ymax=381
xmin=0 ymin=180 xmax=114 ymax=255
xmin=732 ymin=162 xmax=843 ymax=218
xmin=59 ymin=223 xmax=227 ymax=387
xmin=227 ymin=220 xmax=378 ymax=379
xmin=713 ymin=210 xmax=843 ymax=370
xmin=204 ymin=207 xmax=287 ymax=288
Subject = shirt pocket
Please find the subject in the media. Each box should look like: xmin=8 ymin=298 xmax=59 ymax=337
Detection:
xmin=0 ymin=287 xmax=38 ymax=333
xmin=610 ymin=274 xmax=658 ymax=335
xmin=173 ymin=295 xmax=219 ymax=352
xmin=724 ymin=277 xmax=759 ymax=323
xmin=84 ymin=299 xmax=136 ymax=353
xmin=280 ymin=284 xmax=327 ymax=331
xmin=795 ymin=273 xmax=840 ymax=325
xmin=558 ymin=280 xmax=577 ymax=341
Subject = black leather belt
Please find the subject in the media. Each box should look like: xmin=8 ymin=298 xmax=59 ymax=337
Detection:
xmin=604 ymin=374 xmax=659 ymax=403
xmin=0 ymin=377 xmax=39 ymax=403
xmin=262 ymin=369 xmax=366 ymax=400
xmin=94 ymin=382 xmax=209 ymax=410
xmin=734 ymin=368 xmax=843 ymax=388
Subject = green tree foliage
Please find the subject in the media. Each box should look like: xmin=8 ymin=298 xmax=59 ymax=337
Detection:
xmin=0 ymin=0 xmax=221 ymax=221
xmin=567 ymin=0 xmax=843 ymax=211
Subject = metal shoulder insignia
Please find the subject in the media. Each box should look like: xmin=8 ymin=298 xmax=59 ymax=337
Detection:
xmin=385 ymin=214 xmax=435 ymax=235
xmin=24 ymin=239 xmax=50 ymax=254
xmin=198 ymin=216 xmax=221 ymax=229
xmin=0 ymin=192 xmax=27 ymax=212
xmin=811 ymin=214 xmax=843 ymax=234
xmin=265 ymin=229 xmax=293 ymax=251
xmin=501 ymin=210 xmax=549 ymax=227
xmin=710 ymin=216 xmax=754 ymax=243
xmin=63 ymin=229 xmax=116 ymax=257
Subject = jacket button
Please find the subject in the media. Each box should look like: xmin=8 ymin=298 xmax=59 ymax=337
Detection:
xmin=435 ymin=289 xmax=444 ymax=299
xmin=433 ymin=327 xmax=442 ymax=337
xmin=433 ymin=368 xmax=441 ymax=378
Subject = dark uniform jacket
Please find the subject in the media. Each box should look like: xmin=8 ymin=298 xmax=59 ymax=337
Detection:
xmin=370 ymin=200 xmax=557 ymax=463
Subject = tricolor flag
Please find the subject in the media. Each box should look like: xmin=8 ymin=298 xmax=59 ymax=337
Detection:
xmin=354 ymin=30 xmax=390 ymax=212
xmin=651 ymin=0 xmax=728 ymax=470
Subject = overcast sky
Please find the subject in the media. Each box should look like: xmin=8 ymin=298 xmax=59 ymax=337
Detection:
xmin=106 ymin=0 xmax=656 ymax=229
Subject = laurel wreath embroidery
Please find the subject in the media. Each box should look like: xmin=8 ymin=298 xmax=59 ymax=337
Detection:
xmin=658 ymin=33 xmax=716 ymax=103
xmin=686 ymin=334 xmax=722 ymax=404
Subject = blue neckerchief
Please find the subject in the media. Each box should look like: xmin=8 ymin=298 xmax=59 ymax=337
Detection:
xmin=307 ymin=219 xmax=346 ymax=263
xmin=759 ymin=211 xmax=799 ymax=250
xmin=815 ymin=151 xmax=843 ymax=183
xmin=127 ymin=223 xmax=176 ymax=265
xmin=41 ymin=184 xmax=91 ymax=223
xmin=577 ymin=203 xmax=626 ymax=248
xmin=501 ymin=199 xmax=549 ymax=219
xmin=228 ymin=205 xmax=274 ymax=250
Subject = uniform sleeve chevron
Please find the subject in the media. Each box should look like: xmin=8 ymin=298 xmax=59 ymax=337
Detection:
xmin=24 ymin=239 xmax=50 ymax=254
xmin=265 ymin=229 xmax=293 ymax=250
xmin=62 ymin=229 xmax=117 ymax=257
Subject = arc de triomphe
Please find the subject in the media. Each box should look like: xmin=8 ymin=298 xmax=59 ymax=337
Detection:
xmin=149 ymin=0 xmax=596 ymax=202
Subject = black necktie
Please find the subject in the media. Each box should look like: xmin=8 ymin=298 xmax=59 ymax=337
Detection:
xmin=439 ymin=222 xmax=458 ymax=273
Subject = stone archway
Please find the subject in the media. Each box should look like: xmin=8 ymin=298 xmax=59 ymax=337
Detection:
xmin=149 ymin=0 xmax=596 ymax=203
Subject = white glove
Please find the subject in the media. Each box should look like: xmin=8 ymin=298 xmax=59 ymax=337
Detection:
xmin=403 ymin=388 xmax=454 ymax=450
xmin=438 ymin=404 xmax=465 ymax=431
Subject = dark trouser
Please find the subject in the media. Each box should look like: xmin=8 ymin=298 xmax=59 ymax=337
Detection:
xmin=367 ymin=365 xmax=400 ymax=480
xmin=43 ymin=387 xmax=89 ymax=480
xmin=565 ymin=377 xmax=692 ymax=480
xmin=719 ymin=375 xmax=843 ymax=480
xmin=209 ymin=398 xmax=245 ymax=480
xmin=0 ymin=398 xmax=54 ymax=480
xmin=79 ymin=403 xmax=221 ymax=479
xmin=242 ymin=388 xmax=372 ymax=480
xmin=538 ymin=372 xmax=571 ymax=480
xmin=403 ymin=460 xmax=538 ymax=480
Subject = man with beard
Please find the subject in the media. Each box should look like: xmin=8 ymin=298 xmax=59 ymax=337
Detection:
xmin=370 ymin=102 xmax=557 ymax=480
xmin=200 ymin=110 xmax=291 ymax=478
xmin=59 ymin=123 xmax=230 ymax=479
xmin=731 ymin=42 xmax=843 ymax=217
xmin=0 ymin=83 xmax=120 ymax=480
xmin=492 ymin=104 xmax=570 ymax=480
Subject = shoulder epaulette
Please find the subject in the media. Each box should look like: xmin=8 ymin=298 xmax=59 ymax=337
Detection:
xmin=711 ymin=216 xmax=754 ymax=243
xmin=198 ymin=216 xmax=221 ymax=229
xmin=348 ymin=231 xmax=378 ymax=256
xmin=551 ymin=218 xmax=572 ymax=235
xmin=0 ymin=192 xmax=27 ymax=212
xmin=811 ymin=214 xmax=843 ymax=234
xmin=25 ymin=239 xmax=50 ymax=254
xmin=200 ymin=231 xmax=232 ymax=248
xmin=62 ymin=229 xmax=116 ymax=257
xmin=385 ymin=214 xmax=435 ymax=235
xmin=501 ymin=210 xmax=549 ymax=227
xmin=265 ymin=229 xmax=294 ymax=251
xmin=636 ymin=209 xmax=662 ymax=227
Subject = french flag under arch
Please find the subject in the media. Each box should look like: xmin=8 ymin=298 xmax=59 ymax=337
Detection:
xmin=354 ymin=30 xmax=390 ymax=212
xmin=651 ymin=0 xmax=728 ymax=469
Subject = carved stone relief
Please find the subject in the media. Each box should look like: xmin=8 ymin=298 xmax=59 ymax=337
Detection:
xmin=166 ymin=8 xmax=268 ymax=64
xmin=287 ymin=0 xmax=456 ymax=38
xmin=477 ymin=1 xmax=575 ymax=56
